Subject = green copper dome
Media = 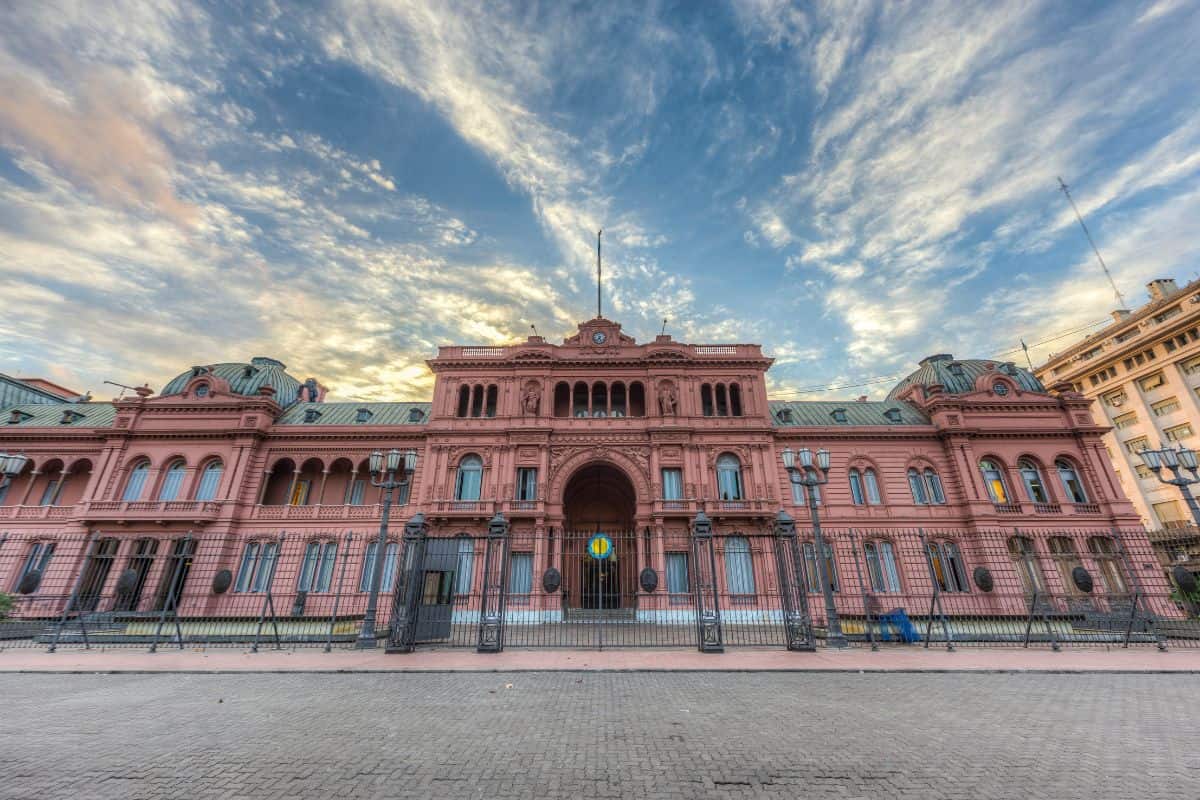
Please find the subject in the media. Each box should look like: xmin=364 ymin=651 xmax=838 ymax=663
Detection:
xmin=887 ymin=354 xmax=1045 ymax=400
xmin=160 ymin=357 xmax=304 ymax=406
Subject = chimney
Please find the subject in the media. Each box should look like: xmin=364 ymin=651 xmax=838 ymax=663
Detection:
xmin=1110 ymin=309 xmax=1131 ymax=323
xmin=1147 ymin=278 xmax=1178 ymax=303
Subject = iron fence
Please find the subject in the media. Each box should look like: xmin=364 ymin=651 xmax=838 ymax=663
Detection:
xmin=0 ymin=524 xmax=1195 ymax=652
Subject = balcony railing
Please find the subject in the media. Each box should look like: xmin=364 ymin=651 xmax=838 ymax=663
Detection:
xmin=0 ymin=504 xmax=77 ymax=520
xmin=430 ymin=500 xmax=497 ymax=516
xmin=250 ymin=504 xmax=383 ymax=520
xmin=1033 ymin=502 xmax=1062 ymax=514
xmin=704 ymin=498 xmax=773 ymax=515
xmin=1072 ymin=502 xmax=1102 ymax=514
xmin=993 ymin=502 xmax=1023 ymax=514
xmin=80 ymin=500 xmax=225 ymax=521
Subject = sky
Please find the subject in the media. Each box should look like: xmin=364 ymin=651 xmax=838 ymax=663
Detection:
xmin=1 ymin=0 xmax=1199 ymax=403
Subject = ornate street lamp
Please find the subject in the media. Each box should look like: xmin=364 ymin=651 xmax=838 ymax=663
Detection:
xmin=780 ymin=446 xmax=846 ymax=648
xmin=1141 ymin=443 xmax=1200 ymax=525
xmin=356 ymin=448 xmax=418 ymax=649
xmin=0 ymin=452 xmax=30 ymax=493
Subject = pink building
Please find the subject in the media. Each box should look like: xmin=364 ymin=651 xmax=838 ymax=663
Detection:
xmin=0 ymin=317 xmax=1180 ymax=650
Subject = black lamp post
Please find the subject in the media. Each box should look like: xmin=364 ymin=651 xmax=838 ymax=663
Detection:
xmin=0 ymin=452 xmax=29 ymax=494
xmin=356 ymin=448 xmax=417 ymax=649
xmin=781 ymin=446 xmax=847 ymax=649
xmin=1141 ymin=444 xmax=1200 ymax=526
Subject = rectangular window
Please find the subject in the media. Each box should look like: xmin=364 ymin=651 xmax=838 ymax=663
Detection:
xmin=1134 ymin=463 xmax=1154 ymax=479
xmin=508 ymin=553 xmax=533 ymax=595
xmin=802 ymin=542 xmax=838 ymax=593
xmin=1112 ymin=412 xmax=1138 ymax=429
xmin=1152 ymin=397 xmax=1181 ymax=416
xmin=195 ymin=468 xmax=222 ymax=501
xmin=863 ymin=470 xmax=882 ymax=505
xmin=666 ymin=552 xmax=689 ymax=597
xmin=515 ymin=468 xmax=538 ymax=501
xmin=234 ymin=541 xmax=279 ymax=593
xmin=455 ymin=538 xmax=474 ymax=595
xmin=346 ymin=478 xmax=365 ymax=505
xmin=661 ymin=468 xmax=683 ymax=500
xmin=1165 ymin=423 xmax=1194 ymax=442
xmin=1153 ymin=500 xmax=1187 ymax=528
xmin=1101 ymin=390 xmax=1127 ymax=407
xmin=1138 ymin=372 xmax=1166 ymax=392
xmin=1124 ymin=436 xmax=1149 ymax=454
xmin=359 ymin=541 xmax=399 ymax=592
xmin=1154 ymin=306 xmax=1182 ymax=323
xmin=297 ymin=541 xmax=337 ymax=593
xmin=723 ymin=538 xmax=756 ymax=595
xmin=1183 ymin=355 xmax=1200 ymax=375
xmin=1165 ymin=339 xmax=1177 ymax=353
xmin=14 ymin=542 xmax=55 ymax=590
xmin=865 ymin=541 xmax=901 ymax=593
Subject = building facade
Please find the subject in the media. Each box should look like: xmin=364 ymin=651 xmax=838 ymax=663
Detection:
xmin=0 ymin=317 xmax=1178 ymax=649
xmin=1034 ymin=278 xmax=1200 ymax=530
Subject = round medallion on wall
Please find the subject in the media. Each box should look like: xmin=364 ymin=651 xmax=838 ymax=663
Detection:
xmin=591 ymin=331 xmax=607 ymax=345
xmin=972 ymin=566 xmax=994 ymax=593
xmin=115 ymin=568 xmax=140 ymax=596
xmin=211 ymin=569 xmax=233 ymax=594
xmin=18 ymin=569 xmax=43 ymax=595
xmin=1071 ymin=566 xmax=1094 ymax=594
xmin=1172 ymin=564 xmax=1197 ymax=594
xmin=542 ymin=567 xmax=562 ymax=594
xmin=639 ymin=567 xmax=658 ymax=593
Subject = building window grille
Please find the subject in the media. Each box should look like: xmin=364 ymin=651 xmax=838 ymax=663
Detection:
xmin=297 ymin=541 xmax=337 ymax=593
xmin=864 ymin=541 xmax=901 ymax=593
xmin=359 ymin=541 xmax=399 ymax=592
xmin=235 ymin=541 xmax=280 ymax=593
xmin=1088 ymin=536 xmax=1128 ymax=594
xmin=927 ymin=540 xmax=969 ymax=592
xmin=1007 ymin=536 xmax=1047 ymax=595
xmin=723 ymin=536 xmax=755 ymax=595
xmin=802 ymin=541 xmax=838 ymax=592
xmin=14 ymin=542 xmax=54 ymax=590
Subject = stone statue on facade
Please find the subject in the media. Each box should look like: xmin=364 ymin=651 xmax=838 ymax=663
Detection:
xmin=657 ymin=384 xmax=677 ymax=416
xmin=522 ymin=384 xmax=540 ymax=415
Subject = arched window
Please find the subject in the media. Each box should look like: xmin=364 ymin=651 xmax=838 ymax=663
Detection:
xmin=553 ymin=382 xmax=570 ymax=417
xmin=1048 ymin=536 xmax=1084 ymax=595
xmin=864 ymin=541 xmax=901 ymax=593
xmin=715 ymin=384 xmax=729 ymax=416
xmin=723 ymin=536 xmax=755 ymax=595
xmin=701 ymin=384 xmax=714 ymax=417
xmin=629 ymin=382 xmax=646 ymax=417
xmin=715 ymin=454 xmax=743 ymax=500
xmin=1087 ymin=536 xmax=1127 ymax=595
xmin=194 ymin=460 xmax=223 ymax=501
xmin=484 ymin=385 xmax=498 ymax=417
xmin=924 ymin=469 xmax=946 ymax=504
xmin=360 ymin=540 xmax=400 ymax=592
xmin=849 ymin=469 xmax=865 ymax=505
xmin=235 ymin=540 xmax=280 ymax=593
xmin=456 ymin=385 xmax=470 ymax=417
xmin=297 ymin=540 xmax=337 ymax=593
xmin=802 ymin=541 xmax=838 ymax=592
xmin=729 ymin=383 xmax=743 ymax=416
xmin=1007 ymin=536 xmax=1046 ymax=595
xmin=791 ymin=468 xmax=821 ymax=505
xmin=572 ymin=381 xmax=589 ymax=417
xmin=610 ymin=382 xmax=627 ymax=416
xmin=470 ymin=384 xmax=485 ymax=417
xmin=455 ymin=455 xmax=483 ymax=501
xmin=863 ymin=468 xmax=882 ymax=505
xmin=908 ymin=468 xmax=928 ymax=504
xmin=591 ymin=382 xmax=608 ymax=417
xmin=927 ymin=540 xmax=969 ymax=593
xmin=1056 ymin=459 xmax=1089 ymax=503
xmin=122 ymin=460 xmax=151 ymax=502
xmin=1018 ymin=458 xmax=1048 ymax=503
xmin=158 ymin=459 xmax=186 ymax=501
xmin=456 ymin=535 xmax=475 ymax=595
xmin=979 ymin=459 xmax=1010 ymax=504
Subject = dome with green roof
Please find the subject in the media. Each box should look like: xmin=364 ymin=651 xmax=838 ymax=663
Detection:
xmin=887 ymin=354 xmax=1045 ymax=400
xmin=160 ymin=357 xmax=304 ymax=406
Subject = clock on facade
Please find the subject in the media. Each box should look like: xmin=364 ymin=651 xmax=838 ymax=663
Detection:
xmin=592 ymin=331 xmax=607 ymax=344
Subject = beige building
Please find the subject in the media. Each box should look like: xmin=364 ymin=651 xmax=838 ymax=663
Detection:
xmin=1036 ymin=277 xmax=1200 ymax=530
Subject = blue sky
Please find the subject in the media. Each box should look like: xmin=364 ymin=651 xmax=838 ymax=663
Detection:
xmin=1 ymin=0 xmax=1198 ymax=402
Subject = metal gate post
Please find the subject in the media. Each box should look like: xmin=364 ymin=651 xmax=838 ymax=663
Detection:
xmin=49 ymin=530 xmax=98 ymax=653
xmin=386 ymin=513 xmax=429 ymax=653
xmin=477 ymin=512 xmax=510 ymax=653
xmin=773 ymin=511 xmax=815 ymax=651
xmin=917 ymin=530 xmax=955 ymax=651
xmin=690 ymin=511 xmax=723 ymax=653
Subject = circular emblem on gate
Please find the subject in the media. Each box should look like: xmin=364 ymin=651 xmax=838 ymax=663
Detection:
xmin=587 ymin=533 xmax=614 ymax=560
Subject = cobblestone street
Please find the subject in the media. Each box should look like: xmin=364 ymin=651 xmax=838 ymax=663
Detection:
xmin=1 ymin=672 xmax=1196 ymax=799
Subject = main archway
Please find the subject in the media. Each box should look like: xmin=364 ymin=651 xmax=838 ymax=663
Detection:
xmin=561 ymin=463 xmax=637 ymax=610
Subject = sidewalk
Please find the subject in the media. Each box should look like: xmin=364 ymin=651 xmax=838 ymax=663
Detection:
xmin=2 ymin=646 xmax=1198 ymax=673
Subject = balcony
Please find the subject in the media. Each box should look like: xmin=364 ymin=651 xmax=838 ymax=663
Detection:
xmin=0 ymin=504 xmax=78 ymax=520
xmin=1072 ymin=502 xmax=1102 ymax=514
xmin=249 ymin=504 xmax=383 ymax=521
xmin=504 ymin=499 xmax=544 ymax=517
xmin=80 ymin=500 xmax=226 ymax=524
xmin=429 ymin=500 xmax=498 ymax=518
xmin=993 ymin=502 xmax=1024 ymax=514
xmin=1032 ymin=502 xmax=1062 ymax=514
xmin=704 ymin=498 xmax=774 ymax=517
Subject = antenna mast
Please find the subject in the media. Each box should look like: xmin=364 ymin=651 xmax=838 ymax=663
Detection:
xmin=596 ymin=229 xmax=602 ymax=318
xmin=1058 ymin=176 xmax=1127 ymax=310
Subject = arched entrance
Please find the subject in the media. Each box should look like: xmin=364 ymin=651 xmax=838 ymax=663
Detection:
xmin=562 ymin=463 xmax=637 ymax=610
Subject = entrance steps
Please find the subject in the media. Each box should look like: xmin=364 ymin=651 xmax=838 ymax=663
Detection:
xmin=563 ymin=608 xmax=637 ymax=622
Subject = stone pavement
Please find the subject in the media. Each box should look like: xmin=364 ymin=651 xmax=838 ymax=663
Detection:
xmin=1 ymin=645 xmax=1199 ymax=672
xmin=0 ymin=671 xmax=1197 ymax=799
